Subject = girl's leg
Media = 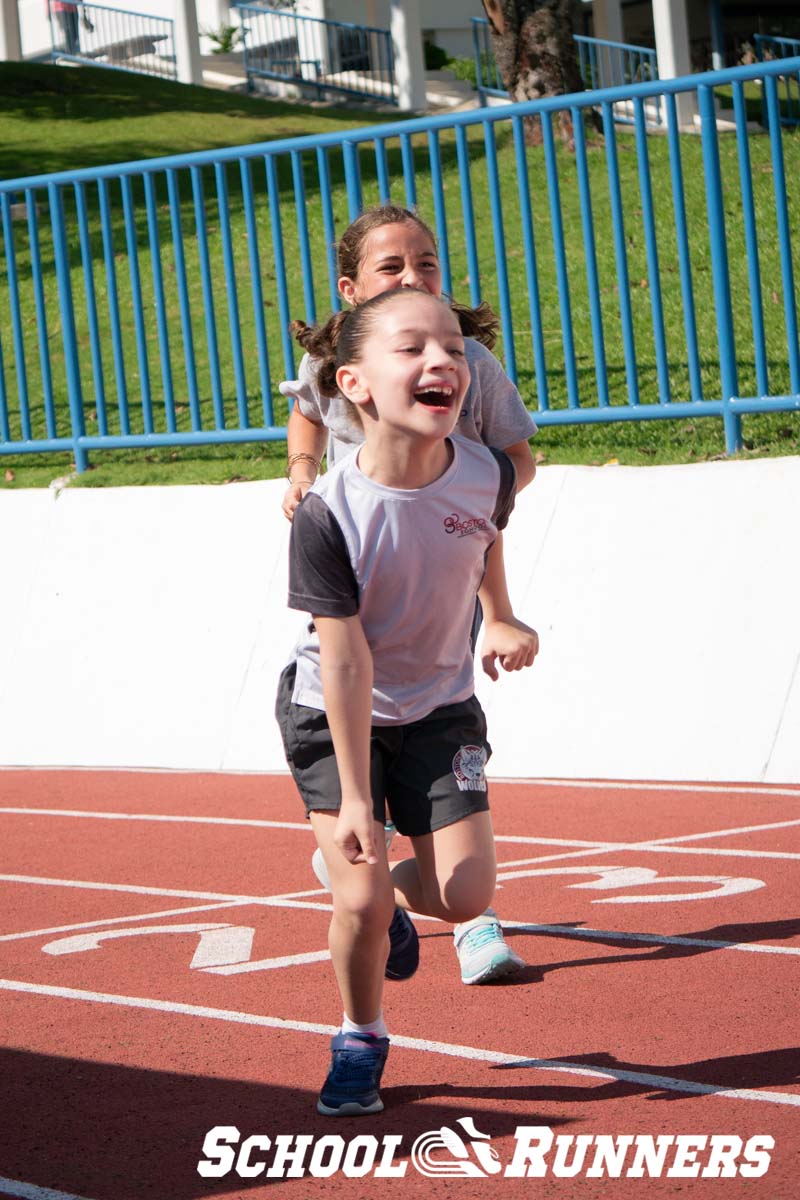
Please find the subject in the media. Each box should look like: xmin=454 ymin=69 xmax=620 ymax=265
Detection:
xmin=390 ymin=811 xmax=497 ymax=924
xmin=310 ymin=811 xmax=395 ymax=1024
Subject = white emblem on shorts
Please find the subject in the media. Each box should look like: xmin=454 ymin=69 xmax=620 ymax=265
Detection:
xmin=452 ymin=745 xmax=487 ymax=792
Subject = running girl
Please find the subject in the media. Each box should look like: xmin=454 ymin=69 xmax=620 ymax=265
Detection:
xmin=276 ymin=289 xmax=538 ymax=1115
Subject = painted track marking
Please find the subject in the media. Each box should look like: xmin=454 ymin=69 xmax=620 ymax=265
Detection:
xmin=2 ymin=977 xmax=798 ymax=1108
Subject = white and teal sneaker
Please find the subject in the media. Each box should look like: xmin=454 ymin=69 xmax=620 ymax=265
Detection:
xmin=454 ymin=909 xmax=525 ymax=985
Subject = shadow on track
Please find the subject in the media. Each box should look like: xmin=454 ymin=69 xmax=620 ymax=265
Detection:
xmin=0 ymin=1046 xmax=575 ymax=1199
xmin=492 ymin=1046 xmax=800 ymax=1102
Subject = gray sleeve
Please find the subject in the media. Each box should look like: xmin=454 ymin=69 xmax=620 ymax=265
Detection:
xmin=278 ymin=353 xmax=324 ymax=423
xmin=466 ymin=340 xmax=538 ymax=445
xmin=489 ymin=448 xmax=517 ymax=532
xmin=288 ymin=493 xmax=359 ymax=617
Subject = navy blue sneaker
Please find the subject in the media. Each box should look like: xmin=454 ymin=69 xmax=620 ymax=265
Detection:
xmin=385 ymin=906 xmax=419 ymax=981
xmin=317 ymin=1032 xmax=390 ymax=1116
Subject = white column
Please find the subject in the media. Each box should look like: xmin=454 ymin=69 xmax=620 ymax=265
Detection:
xmin=297 ymin=0 xmax=329 ymax=78
xmin=214 ymin=0 xmax=231 ymax=26
xmin=0 ymin=0 xmax=22 ymax=61
xmin=174 ymin=0 xmax=204 ymax=85
xmin=592 ymin=0 xmax=624 ymax=46
xmin=651 ymin=0 xmax=696 ymax=127
xmin=390 ymin=0 xmax=426 ymax=111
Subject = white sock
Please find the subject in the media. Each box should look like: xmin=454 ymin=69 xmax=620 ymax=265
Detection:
xmin=454 ymin=907 xmax=497 ymax=936
xmin=342 ymin=1013 xmax=389 ymax=1039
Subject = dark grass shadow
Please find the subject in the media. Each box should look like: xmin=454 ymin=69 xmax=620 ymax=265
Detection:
xmin=0 ymin=62 xmax=398 ymax=180
xmin=0 ymin=1045 xmax=574 ymax=1198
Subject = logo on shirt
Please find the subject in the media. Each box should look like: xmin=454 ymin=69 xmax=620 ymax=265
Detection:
xmin=452 ymin=745 xmax=488 ymax=792
xmin=444 ymin=513 xmax=488 ymax=538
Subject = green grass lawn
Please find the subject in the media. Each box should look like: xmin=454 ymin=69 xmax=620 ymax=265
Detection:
xmin=1 ymin=63 xmax=798 ymax=488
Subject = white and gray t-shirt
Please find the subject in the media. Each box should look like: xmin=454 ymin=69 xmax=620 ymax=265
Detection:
xmin=280 ymin=338 xmax=537 ymax=467
xmin=287 ymin=435 xmax=516 ymax=725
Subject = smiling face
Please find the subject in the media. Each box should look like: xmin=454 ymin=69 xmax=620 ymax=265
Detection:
xmin=339 ymin=220 xmax=443 ymax=306
xmin=336 ymin=292 xmax=470 ymax=443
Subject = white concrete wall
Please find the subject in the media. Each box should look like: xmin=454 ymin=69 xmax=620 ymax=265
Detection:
xmin=1 ymin=458 xmax=798 ymax=783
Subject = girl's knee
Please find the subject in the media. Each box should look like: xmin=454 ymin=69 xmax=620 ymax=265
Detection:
xmin=425 ymin=876 xmax=496 ymax=925
xmin=331 ymin=880 xmax=394 ymax=937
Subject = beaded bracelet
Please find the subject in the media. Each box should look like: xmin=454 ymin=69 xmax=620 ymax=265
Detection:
xmin=286 ymin=451 xmax=321 ymax=484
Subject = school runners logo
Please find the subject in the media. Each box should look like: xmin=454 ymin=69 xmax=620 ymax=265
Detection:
xmin=198 ymin=1125 xmax=774 ymax=1179
xmin=452 ymin=744 xmax=488 ymax=792
xmin=412 ymin=1118 xmax=502 ymax=1177
xmin=443 ymin=513 xmax=488 ymax=537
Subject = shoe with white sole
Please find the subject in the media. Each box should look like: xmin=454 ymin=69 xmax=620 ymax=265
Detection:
xmin=454 ymin=909 xmax=525 ymax=984
xmin=317 ymin=1032 xmax=390 ymax=1116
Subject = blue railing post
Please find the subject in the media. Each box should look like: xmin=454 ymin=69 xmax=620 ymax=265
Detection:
xmin=698 ymin=85 xmax=741 ymax=453
xmin=48 ymin=183 xmax=89 ymax=472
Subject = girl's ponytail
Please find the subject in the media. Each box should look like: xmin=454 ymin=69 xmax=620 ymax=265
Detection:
xmin=449 ymin=300 xmax=499 ymax=350
xmin=290 ymin=310 xmax=351 ymax=397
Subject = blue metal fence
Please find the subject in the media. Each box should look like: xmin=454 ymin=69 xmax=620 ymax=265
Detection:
xmin=48 ymin=1 xmax=176 ymax=80
xmin=754 ymin=34 xmax=800 ymax=127
xmin=1 ymin=57 xmax=799 ymax=471
xmin=471 ymin=17 xmax=661 ymax=125
xmin=235 ymin=4 xmax=395 ymax=104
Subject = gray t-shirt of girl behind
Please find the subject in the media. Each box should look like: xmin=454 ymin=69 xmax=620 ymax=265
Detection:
xmin=279 ymin=337 xmax=538 ymax=467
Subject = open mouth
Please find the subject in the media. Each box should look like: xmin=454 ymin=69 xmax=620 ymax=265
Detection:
xmin=414 ymin=385 xmax=454 ymax=408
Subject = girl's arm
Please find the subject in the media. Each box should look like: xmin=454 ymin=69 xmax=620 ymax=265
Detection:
xmin=502 ymin=439 xmax=536 ymax=491
xmin=478 ymin=532 xmax=539 ymax=680
xmin=315 ymin=613 xmax=379 ymax=866
xmin=282 ymin=406 xmax=328 ymax=521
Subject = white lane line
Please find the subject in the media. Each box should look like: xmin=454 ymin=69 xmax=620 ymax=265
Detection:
xmin=1 ymin=978 xmax=798 ymax=1108
xmin=0 ymin=876 xmax=328 ymax=905
xmin=0 ymin=900 xmax=252 ymax=943
xmin=495 ymin=835 xmax=624 ymax=847
xmin=504 ymin=779 xmax=800 ymax=798
xmin=495 ymin=818 xmax=800 ymax=852
xmin=503 ymin=922 xmax=800 ymax=957
xmin=643 ymin=818 xmax=800 ymax=846
xmin=0 ymin=877 xmax=447 ymax=930
xmin=0 ymin=1178 xmax=95 ymax=1200
xmin=0 ymin=808 xmax=310 ymax=831
xmin=498 ymin=844 xmax=800 ymax=865
xmin=624 ymin=844 xmax=800 ymax=862
xmin=4 ymin=808 xmax=796 ymax=856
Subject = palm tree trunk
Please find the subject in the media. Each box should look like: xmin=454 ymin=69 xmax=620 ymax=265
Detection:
xmin=480 ymin=0 xmax=594 ymax=147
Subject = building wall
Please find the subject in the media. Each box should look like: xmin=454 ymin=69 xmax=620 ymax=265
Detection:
xmin=19 ymin=0 xmax=233 ymax=60
xmin=622 ymin=0 xmax=800 ymax=69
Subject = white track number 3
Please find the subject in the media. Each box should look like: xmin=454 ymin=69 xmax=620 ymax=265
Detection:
xmin=495 ymin=864 xmax=765 ymax=903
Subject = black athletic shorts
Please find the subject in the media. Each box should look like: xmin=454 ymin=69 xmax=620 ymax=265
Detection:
xmin=275 ymin=662 xmax=491 ymax=837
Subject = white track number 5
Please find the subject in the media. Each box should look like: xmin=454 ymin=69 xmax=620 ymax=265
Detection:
xmin=495 ymin=864 xmax=764 ymax=903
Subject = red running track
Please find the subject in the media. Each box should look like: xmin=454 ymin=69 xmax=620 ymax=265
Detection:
xmin=0 ymin=769 xmax=798 ymax=1200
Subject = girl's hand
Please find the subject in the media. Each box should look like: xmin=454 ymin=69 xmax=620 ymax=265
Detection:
xmin=481 ymin=618 xmax=539 ymax=681
xmin=334 ymin=803 xmax=379 ymax=866
xmin=282 ymin=480 xmax=313 ymax=521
